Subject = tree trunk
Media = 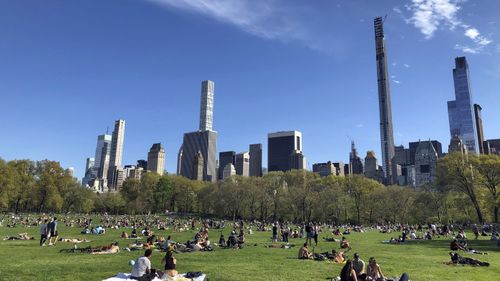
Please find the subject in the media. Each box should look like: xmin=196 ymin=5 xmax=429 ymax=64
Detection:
xmin=494 ymin=205 xmax=498 ymax=223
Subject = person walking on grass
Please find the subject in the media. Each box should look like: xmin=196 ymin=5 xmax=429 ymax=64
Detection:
xmin=47 ymin=217 xmax=58 ymax=246
xmin=39 ymin=219 xmax=48 ymax=246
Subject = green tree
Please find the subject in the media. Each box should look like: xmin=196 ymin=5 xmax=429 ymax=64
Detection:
xmin=476 ymin=154 xmax=500 ymax=222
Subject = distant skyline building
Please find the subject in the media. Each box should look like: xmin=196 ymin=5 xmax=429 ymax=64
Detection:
xmin=107 ymin=119 xmax=126 ymax=190
xmin=193 ymin=151 xmax=204 ymax=181
xmin=449 ymin=135 xmax=468 ymax=155
xmin=147 ymin=143 xmax=165 ymax=175
xmin=235 ymin=152 xmax=250 ymax=177
xmin=474 ymin=104 xmax=485 ymax=154
xmin=222 ymin=163 xmax=236 ymax=180
xmin=82 ymin=157 xmax=95 ymax=187
xmin=409 ymin=140 xmax=443 ymax=165
xmin=364 ymin=151 xmax=378 ymax=180
xmin=249 ymin=143 xmax=263 ymax=177
xmin=268 ymin=131 xmax=303 ymax=172
xmin=448 ymin=56 xmax=479 ymax=154
xmin=176 ymin=146 xmax=183 ymax=175
xmin=94 ymin=134 xmax=112 ymax=172
xmin=349 ymin=141 xmax=364 ymax=175
xmin=414 ymin=141 xmax=439 ymax=187
xmin=374 ymin=16 xmax=396 ymax=184
xmin=137 ymin=159 xmax=148 ymax=170
xmin=199 ymin=80 xmax=215 ymax=131
xmin=486 ymin=139 xmax=500 ymax=155
xmin=218 ymin=151 xmax=236 ymax=180
xmin=289 ymin=150 xmax=306 ymax=170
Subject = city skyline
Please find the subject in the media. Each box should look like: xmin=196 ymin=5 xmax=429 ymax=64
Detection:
xmin=1 ymin=0 xmax=500 ymax=179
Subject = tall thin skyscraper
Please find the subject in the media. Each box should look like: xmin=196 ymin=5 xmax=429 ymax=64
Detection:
xmin=108 ymin=119 xmax=126 ymax=190
xmin=147 ymin=143 xmax=166 ymax=175
xmin=199 ymin=80 xmax=215 ymax=131
xmin=349 ymin=141 xmax=364 ymax=175
xmin=448 ymin=57 xmax=479 ymax=154
xmin=249 ymin=143 xmax=263 ymax=177
xmin=474 ymin=104 xmax=485 ymax=154
xmin=374 ymin=17 xmax=395 ymax=183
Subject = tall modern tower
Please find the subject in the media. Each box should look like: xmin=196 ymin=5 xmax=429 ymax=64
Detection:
xmin=94 ymin=134 xmax=112 ymax=172
xmin=199 ymin=80 xmax=215 ymax=131
xmin=473 ymin=104 xmax=485 ymax=154
xmin=147 ymin=143 xmax=166 ymax=175
xmin=108 ymin=119 xmax=126 ymax=190
xmin=180 ymin=80 xmax=217 ymax=182
xmin=249 ymin=143 xmax=263 ymax=177
xmin=448 ymin=57 xmax=479 ymax=154
xmin=374 ymin=17 xmax=395 ymax=183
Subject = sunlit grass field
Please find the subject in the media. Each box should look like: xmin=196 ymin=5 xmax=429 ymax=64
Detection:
xmin=0 ymin=219 xmax=498 ymax=281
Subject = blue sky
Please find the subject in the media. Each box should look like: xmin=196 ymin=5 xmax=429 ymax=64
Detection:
xmin=1 ymin=0 xmax=499 ymax=179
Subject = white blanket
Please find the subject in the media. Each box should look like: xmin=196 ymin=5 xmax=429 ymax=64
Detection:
xmin=103 ymin=273 xmax=206 ymax=281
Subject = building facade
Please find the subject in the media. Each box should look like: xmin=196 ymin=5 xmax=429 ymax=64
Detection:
xmin=474 ymin=104 xmax=485 ymax=154
xmin=349 ymin=141 xmax=364 ymax=175
xmin=218 ymin=151 xmax=236 ymax=180
xmin=180 ymin=130 xmax=217 ymax=182
xmin=312 ymin=162 xmax=335 ymax=177
xmin=448 ymin=57 xmax=479 ymax=154
xmin=414 ymin=141 xmax=439 ymax=187
xmin=199 ymin=80 xmax=214 ymax=131
xmin=268 ymin=131 xmax=303 ymax=172
xmin=235 ymin=152 xmax=250 ymax=177
xmin=107 ymin=119 xmax=126 ymax=190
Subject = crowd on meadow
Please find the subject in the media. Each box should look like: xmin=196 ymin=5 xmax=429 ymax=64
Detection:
xmin=1 ymin=214 xmax=498 ymax=280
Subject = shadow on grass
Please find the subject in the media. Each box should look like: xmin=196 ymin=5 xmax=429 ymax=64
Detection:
xmin=385 ymin=239 xmax=499 ymax=252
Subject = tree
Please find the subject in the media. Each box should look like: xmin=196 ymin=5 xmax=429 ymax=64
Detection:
xmin=477 ymin=154 xmax=500 ymax=222
xmin=436 ymin=152 xmax=484 ymax=224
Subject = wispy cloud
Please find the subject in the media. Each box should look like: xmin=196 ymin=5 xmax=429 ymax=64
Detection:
xmin=392 ymin=80 xmax=401 ymax=84
xmin=145 ymin=0 xmax=338 ymax=53
xmin=394 ymin=0 xmax=493 ymax=54
xmin=403 ymin=63 xmax=411 ymax=68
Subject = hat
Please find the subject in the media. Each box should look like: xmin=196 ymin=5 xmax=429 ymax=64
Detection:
xmin=353 ymin=253 xmax=359 ymax=258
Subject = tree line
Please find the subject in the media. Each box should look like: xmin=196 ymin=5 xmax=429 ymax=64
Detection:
xmin=0 ymin=153 xmax=498 ymax=224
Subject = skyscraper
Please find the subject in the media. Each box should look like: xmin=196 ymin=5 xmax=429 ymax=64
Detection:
xmin=374 ymin=17 xmax=396 ymax=184
xmin=249 ymin=144 xmax=263 ymax=177
xmin=349 ymin=141 xmax=364 ymax=175
xmin=94 ymin=134 xmax=112 ymax=173
xmin=268 ymin=131 xmax=303 ymax=172
xmin=108 ymin=119 xmax=126 ymax=190
xmin=180 ymin=130 xmax=217 ymax=181
xmin=235 ymin=152 xmax=250 ymax=176
xmin=199 ymin=80 xmax=215 ymax=131
xmin=474 ymin=104 xmax=485 ymax=154
xmin=147 ymin=143 xmax=166 ymax=175
xmin=218 ymin=151 xmax=236 ymax=180
xmin=414 ymin=141 xmax=439 ymax=187
xmin=176 ymin=146 xmax=183 ymax=175
xmin=448 ymin=57 xmax=479 ymax=154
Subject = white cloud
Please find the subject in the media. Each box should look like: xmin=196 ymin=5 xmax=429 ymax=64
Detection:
xmin=403 ymin=63 xmax=411 ymax=68
xmin=464 ymin=28 xmax=479 ymax=40
xmin=392 ymin=80 xmax=401 ymax=84
xmin=145 ymin=0 xmax=336 ymax=53
xmin=395 ymin=0 xmax=493 ymax=54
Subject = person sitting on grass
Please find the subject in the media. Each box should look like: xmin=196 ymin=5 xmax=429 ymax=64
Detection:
xmin=339 ymin=260 xmax=358 ymax=281
xmin=366 ymin=257 xmax=385 ymax=281
xmin=340 ymin=237 xmax=351 ymax=249
xmin=448 ymin=252 xmax=489 ymax=266
xmin=450 ymin=239 xmax=466 ymax=251
xmin=218 ymin=234 xmax=226 ymax=247
xmin=91 ymin=242 xmax=120 ymax=255
xmin=161 ymin=249 xmax=178 ymax=277
xmin=352 ymin=253 xmax=366 ymax=281
xmin=298 ymin=242 xmax=313 ymax=260
xmin=121 ymin=231 xmax=129 ymax=239
xmin=237 ymin=229 xmax=245 ymax=249
xmin=131 ymin=249 xmax=155 ymax=281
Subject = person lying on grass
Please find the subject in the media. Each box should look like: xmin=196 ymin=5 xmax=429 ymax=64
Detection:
xmin=298 ymin=242 xmax=313 ymax=259
xmin=327 ymin=248 xmax=350 ymax=264
xmin=447 ymin=252 xmax=490 ymax=266
xmin=3 ymin=233 xmax=34 ymax=240
xmin=90 ymin=242 xmax=120 ymax=255
xmin=59 ymin=238 xmax=90 ymax=243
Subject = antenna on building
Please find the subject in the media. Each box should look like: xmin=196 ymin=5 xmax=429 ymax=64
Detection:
xmin=106 ymin=126 xmax=109 ymax=135
xmin=383 ymin=14 xmax=387 ymax=22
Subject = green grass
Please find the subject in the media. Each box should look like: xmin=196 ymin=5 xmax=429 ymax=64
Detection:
xmin=0 ymin=221 xmax=499 ymax=281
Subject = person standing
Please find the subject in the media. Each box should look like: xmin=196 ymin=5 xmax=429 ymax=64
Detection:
xmin=272 ymin=223 xmax=278 ymax=243
xmin=39 ymin=219 xmax=49 ymax=246
xmin=305 ymin=223 xmax=312 ymax=246
xmin=47 ymin=217 xmax=58 ymax=246
xmin=313 ymin=223 xmax=319 ymax=246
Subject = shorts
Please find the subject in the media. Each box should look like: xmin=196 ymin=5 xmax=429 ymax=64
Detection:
xmin=307 ymin=232 xmax=313 ymax=239
xmin=51 ymin=231 xmax=58 ymax=237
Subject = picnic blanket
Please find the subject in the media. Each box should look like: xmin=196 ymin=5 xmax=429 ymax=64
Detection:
xmin=102 ymin=273 xmax=206 ymax=281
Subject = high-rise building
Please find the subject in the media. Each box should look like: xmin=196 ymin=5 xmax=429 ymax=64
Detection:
xmin=289 ymin=150 xmax=306 ymax=170
xmin=147 ymin=143 xmax=165 ymax=175
xmin=82 ymin=157 xmax=96 ymax=187
xmin=235 ymin=152 xmax=250 ymax=176
xmin=268 ymin=131 xmax=303 ymax=172
xmin=199 ymin=80 xmax=215 ymax=132
xmin=448 ymin=135 xmax=468 ymax=155
xmin=448 ymin=57 xmax=479 ymax=154
xmin=374 ymin=17 xmax=396 ymax=184
xmin=180 ymin=130 xmax=217 ymax=182
xmin=218 ymin=151 xmax=236 ymax=180
xmin=137 ymin=160 xmax=148 ymax=170
xmin=249 ymin=144 xmax=263 ymax=177
xmin=414 ymin=141 xmax=439 ymax=187
xmin=409 ymin=140 xmax=442 ymax=164
xmin=364 ymin=151 xmax=378 ymax=180
xmin=349 ymin=141 xmax=364 ymax=175
xmin=332 ymin=162 xmax=345 ymax=176
xmin=108 ymin=119 xmax=126 ymax=190
xmin=193 ymin=151 xmax=204 ymax=181
xmin=313 ymin=162 xmax=335 ymax=177
xmin=94 ymin=134 xmax=112 ymax=172
xmin=222 ymin=163 xmax=236 ymax=180
xmin=474 ymin=104 xmax=485 ymax=154
xmin=176 ymin=146 xmax=183 ymax=175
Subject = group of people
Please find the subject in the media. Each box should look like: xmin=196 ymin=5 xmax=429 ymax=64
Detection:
xmin=340 ymin=254 xmax=411 ymax=281
xmin=129 ymin=247 xmax=179 ymax=281
xmin=39 ymin=217 xmax=58 ymax=247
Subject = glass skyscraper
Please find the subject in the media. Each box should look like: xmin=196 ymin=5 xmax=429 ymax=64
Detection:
xmin=447 ymin=57 xmax=479 ymax=154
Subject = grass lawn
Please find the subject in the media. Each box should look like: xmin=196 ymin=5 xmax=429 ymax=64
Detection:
xmin=0 ymin=220 xmax=498 ymax=281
